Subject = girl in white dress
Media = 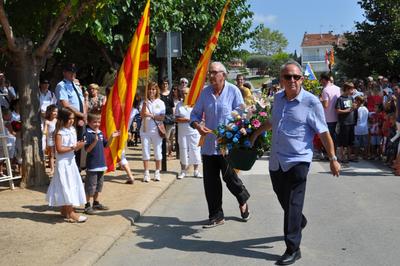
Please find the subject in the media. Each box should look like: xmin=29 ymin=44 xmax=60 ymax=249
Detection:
xmin=43 ymin=105 xmax=57 ymax=175
xmin=140 ymin=81 xmax=166 ymax=182
xmin=46 ymin=107 xmax=87 ymax=223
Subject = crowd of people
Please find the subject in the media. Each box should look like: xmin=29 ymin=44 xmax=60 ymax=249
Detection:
xmin=2 ymin=60 xmax=399 ymax=265
xmin=318 ymin=72 xmax=400 ymax=170
xmin=34 ymin=63 xmax=205 ymax=223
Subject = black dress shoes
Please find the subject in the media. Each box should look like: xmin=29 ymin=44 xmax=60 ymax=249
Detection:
xmin=240 ymin=203 xmax=251 ymax=222
xmin=276 ymin=249 xmax=301 ymax=265
xmin=301 ymin=215 xmax=307 ymax=230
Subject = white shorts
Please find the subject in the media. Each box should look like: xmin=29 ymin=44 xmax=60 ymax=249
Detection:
xmin=178 ymin=133 xmax=201 ymax=166
xmin=141 ymin=134 xmax=163 ymax=161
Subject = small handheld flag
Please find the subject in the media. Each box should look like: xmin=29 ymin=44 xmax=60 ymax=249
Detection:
xmin=304 ymin=62 xmax=317 ymax=80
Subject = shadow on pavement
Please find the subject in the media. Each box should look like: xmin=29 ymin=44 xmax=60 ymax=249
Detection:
xmin=133 ymin=215 xmax=283 ymax=261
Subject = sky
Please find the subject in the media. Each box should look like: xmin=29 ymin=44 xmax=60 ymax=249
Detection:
xmin=243 ymin=0 xmax=366 ymax=54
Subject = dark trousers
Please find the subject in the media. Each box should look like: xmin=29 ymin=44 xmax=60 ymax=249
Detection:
xmin=202 ymin=155 xmax=250 ymax=221
xmin=327 ymin=122 xmax=337 ymax=148
xmin=270 ymin=162 xmax=310 ymax=253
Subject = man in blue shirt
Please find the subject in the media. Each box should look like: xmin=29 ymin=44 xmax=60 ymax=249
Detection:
xmin=251 ymin=60 xmax=340 ymax=265
xmin=55 ymin=63 xmax=86 ymax=169
xmin=190 ymin=62 xmax=251 ymax=228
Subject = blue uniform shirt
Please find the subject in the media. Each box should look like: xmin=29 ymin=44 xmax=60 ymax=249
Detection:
xmin=55 ymin=79 xmax=84 ymax=112
xmin=270 ymin=88 xmax=328 ymax=172
xmin=190 ymin=81 xmax=244 ymax=155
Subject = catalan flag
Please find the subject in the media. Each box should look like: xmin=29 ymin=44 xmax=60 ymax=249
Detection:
xmin=329 ymin=48 xmax=335 ymax=66
xmin=185 ymin=0 xmax=231 ymax=106
xmin=100 ymin=0 xmax=150 ymax=171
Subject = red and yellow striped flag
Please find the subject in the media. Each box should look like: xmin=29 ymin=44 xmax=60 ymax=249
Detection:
xmin=185 ymin=0 xmax=231 ymax=106
xmin=100 ymin=0 xmax=150 ymax=171
xmin=329 ymin=48 xmax=335 ymax=66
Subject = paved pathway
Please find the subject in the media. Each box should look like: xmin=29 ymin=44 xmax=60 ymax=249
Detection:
xmin=96 ymin=158 xmax=400 ymax=266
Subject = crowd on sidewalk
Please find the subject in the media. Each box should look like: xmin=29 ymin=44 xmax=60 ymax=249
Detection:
xmin=2 ymin=62 xmax=400 ymax=223
xmin=316 ymin=73 xmax=400 ymax=174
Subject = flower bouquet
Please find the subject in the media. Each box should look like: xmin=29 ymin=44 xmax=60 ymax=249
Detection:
xmin=214 ymin=102 xmax=271 ymax=170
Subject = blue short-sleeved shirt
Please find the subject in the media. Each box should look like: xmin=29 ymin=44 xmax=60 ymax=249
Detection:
xmin=190 ymin=81 xmax=244 ymax=155
xmin=84 ymin=127 xmax=108 ymax=171
xmin=270 ymin=88 xmax=328 ymax=172
xmin=55 ymin=79 xmax=84 ymax=112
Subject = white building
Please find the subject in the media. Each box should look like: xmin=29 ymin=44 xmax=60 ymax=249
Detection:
xmin=301 ymin=32 xmax=345 ymax=73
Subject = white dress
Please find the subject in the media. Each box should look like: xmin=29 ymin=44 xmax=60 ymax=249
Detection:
xmin=46 ymin=127 xmax=86 ymax=207
xmin=46 ymin=120 xmax=56 ymax=147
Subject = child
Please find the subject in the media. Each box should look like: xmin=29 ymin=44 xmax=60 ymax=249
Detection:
xmin=369 ymin=110 xmax=382 ymax=159
xmin=335 ymin=82 xmax=357 ymax=163
xmin=46 ymin=107 xmax=87 ymax=223
xmin=43 ymin=104 xmax=57 ymax=175
xmin=84 ymin=113 xmax=120 ymax=215
xmin=354 ymin=96 xmax=369 ymax=160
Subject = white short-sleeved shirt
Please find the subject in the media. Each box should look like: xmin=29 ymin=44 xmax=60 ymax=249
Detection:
xmin=355 ymin=106 xmax=369 ymax=135
xmin=140 ymin=99 xmax=166 ymax=135
xmin=39 ymin=90 xmax=57 ymax=113
xmin=175 ymin=101 xmax=198 ymax=136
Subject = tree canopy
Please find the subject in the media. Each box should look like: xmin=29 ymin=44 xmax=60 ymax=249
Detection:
xmin=1 ymin=0 xmax=259 ymax=83
xmin=249 ymin=25 xmax=288 ymax=56
xmin=335 ymin=0 xmax=400 ymax=78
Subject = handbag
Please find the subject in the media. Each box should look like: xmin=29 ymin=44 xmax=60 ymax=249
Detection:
xmin=146 ymin=101 xmax=166 ymax=138
xmin=154 ymin=118 xmax=166 ymax=138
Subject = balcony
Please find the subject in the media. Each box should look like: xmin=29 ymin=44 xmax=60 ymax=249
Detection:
xmin=302 ymin=55 xmax=325 ymax=62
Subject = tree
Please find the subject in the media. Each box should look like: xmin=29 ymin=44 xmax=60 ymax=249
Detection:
xmin=250 ymin=25 xmax=288 ymax=56
xmin=335 ymin=0 xmax=400 ymax=78
xmin=0 ymin=0 xmax=126 ymax=187
xmin=0 ymin=0 xmax=258 ymax=187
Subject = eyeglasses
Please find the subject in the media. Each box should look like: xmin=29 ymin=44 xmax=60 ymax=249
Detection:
xmin=208 ymin=70 xmax=223 ymax=76
xmin=283 ymin=74 xmax=302 ymax=81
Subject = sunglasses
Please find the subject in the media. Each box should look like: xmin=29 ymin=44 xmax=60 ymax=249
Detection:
xmin=283 ymin=74 xmax=302 ymax=81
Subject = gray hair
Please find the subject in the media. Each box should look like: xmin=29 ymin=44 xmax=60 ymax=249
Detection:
xmin=280 ymin=60 xmax=303 ymax=74
xmin=180 ymin=77 xmax=189 ymax=83
xmin=210 ymin=61 xmax=228 ymax=75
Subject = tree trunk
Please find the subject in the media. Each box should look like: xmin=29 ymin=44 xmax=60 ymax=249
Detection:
xmin=10 ymin=49 xmax=48 ymax=187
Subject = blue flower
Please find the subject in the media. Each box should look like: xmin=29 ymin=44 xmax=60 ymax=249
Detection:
xmin=234 ymin=133 xmax=240 ymax=139
xmin=227 ymin=143 xmax=233 ymax=150
xmin=261 ymin=131 xmax=267 ymax=137
xmin=232 ymin=125 xmax=239 ymax=132
xmin=246 ymin=128 xmax=252 ymax=133
xmin=226 ymin=132 xmax=233 ymax=139
xmin=244 ymin=140 xmax=251 ymax=147
xmin=219 ymin=128 xmax=225 ymax=134
xmin=232 ymin=137 xmax=239 ymax=143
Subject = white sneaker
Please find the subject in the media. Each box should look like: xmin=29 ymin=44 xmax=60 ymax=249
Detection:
xmin=154 ymin=171 xmax=161 ymax=181
xmin=193 ymin=170 xmax=202 ymax=178
xmin=177 ymin=172 xmax=186 ymax=179
xmin=143 ymin=172 xmax=150 ymax=182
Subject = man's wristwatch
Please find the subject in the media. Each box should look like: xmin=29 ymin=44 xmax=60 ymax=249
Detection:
xmin=329 ymin=155 xmax=338 ymax=162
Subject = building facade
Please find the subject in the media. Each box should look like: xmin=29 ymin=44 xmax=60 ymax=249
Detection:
xmin=301 ymin=32 xmax=345 ymax=73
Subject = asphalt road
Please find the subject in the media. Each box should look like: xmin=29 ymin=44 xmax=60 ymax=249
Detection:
xmin=96 ymin=158 xmax=400 ymax=266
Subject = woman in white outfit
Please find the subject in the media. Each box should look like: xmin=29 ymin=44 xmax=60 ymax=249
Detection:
xmin=140 ymin=81 xmax=165 ymax=182
xmin=175 ymin=87 xmax=202 ymax=179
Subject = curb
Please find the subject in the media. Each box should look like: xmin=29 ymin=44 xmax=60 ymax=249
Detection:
xmin=61 ymin=176 xmax=177 ymax=266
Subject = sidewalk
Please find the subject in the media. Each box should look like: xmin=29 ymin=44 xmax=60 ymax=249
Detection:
xmin=0 ymin=145 xmax=181 ymax=266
